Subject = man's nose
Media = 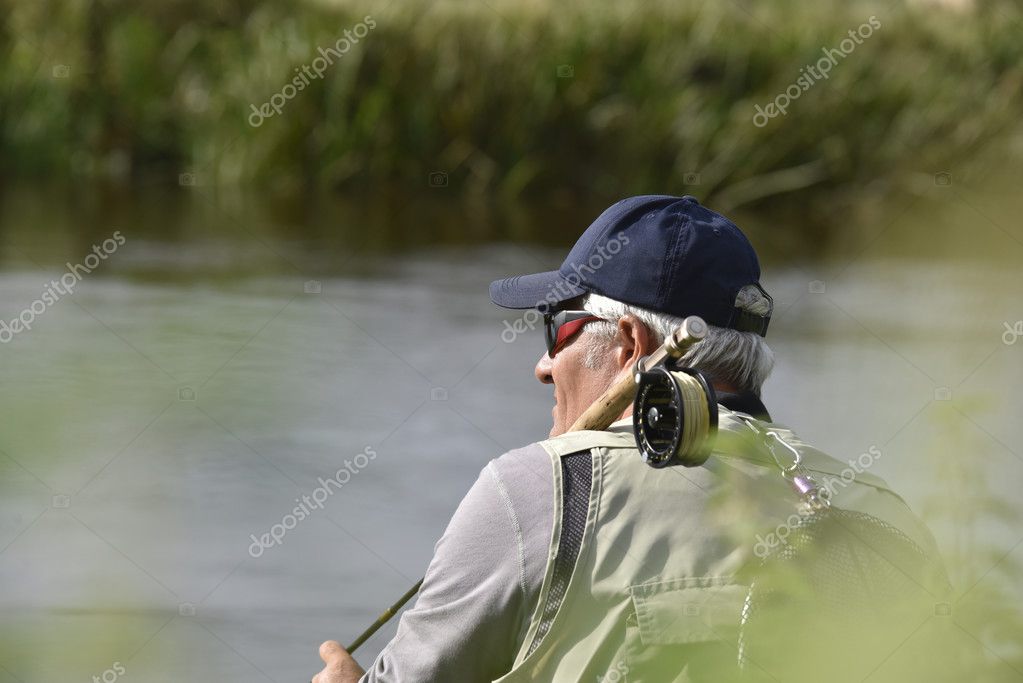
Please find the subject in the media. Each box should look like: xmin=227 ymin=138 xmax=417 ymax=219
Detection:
xmin=535 ymin=352 xmax=554 ymax=384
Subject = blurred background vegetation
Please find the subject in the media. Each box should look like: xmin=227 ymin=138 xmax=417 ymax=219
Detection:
xmin=2 ymin=0 xmax=1022 ymax=230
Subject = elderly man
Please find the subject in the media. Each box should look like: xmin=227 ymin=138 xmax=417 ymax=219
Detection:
xmin=313 ymin=195 xmax=942 ymax=683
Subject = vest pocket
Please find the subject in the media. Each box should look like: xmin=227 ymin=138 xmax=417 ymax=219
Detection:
xmin=623 ymin=577 xmax=749 ymax=683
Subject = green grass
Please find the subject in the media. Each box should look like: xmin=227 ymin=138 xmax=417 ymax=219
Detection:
xmin=2 ymin=0 xmax=1022 ymax=223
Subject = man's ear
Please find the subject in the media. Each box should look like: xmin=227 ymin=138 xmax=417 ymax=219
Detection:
xmin=614 ymin=316 xmax=656 ymax=371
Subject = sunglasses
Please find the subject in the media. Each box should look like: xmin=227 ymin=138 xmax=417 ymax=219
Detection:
xmin=544 ymin=310 xmax=603 ymax=357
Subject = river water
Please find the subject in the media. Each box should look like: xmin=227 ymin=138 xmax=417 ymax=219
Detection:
xmin=1 ymin=183 xmax=1021 ymax=681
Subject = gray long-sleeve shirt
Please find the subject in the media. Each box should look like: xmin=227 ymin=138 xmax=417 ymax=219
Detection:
xmin=360 ymin=442 xmax=555 ymax=682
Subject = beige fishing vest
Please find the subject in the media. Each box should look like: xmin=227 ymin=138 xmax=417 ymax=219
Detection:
xmin=492 ymin=408 xmax=940 ymax=683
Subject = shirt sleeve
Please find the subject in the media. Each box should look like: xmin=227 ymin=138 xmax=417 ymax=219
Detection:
xmin=359 ymin=443 xmax=554 ymax=682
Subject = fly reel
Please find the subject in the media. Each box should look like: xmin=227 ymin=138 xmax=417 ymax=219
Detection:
xmin=633 ymin=365 xmax=718 ymax=468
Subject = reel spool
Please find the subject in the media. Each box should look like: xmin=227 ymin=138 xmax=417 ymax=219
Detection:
xmin=633 ymin=365 xmax=718 ymax=468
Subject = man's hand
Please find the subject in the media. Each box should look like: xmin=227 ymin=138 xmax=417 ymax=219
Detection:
xmin=311 ymin=640 xmax=365 ymax=683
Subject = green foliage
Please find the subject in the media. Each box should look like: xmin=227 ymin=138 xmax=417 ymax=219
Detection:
xmin=918 ymin=399 xmax=1023 ymax=680
xmin=1 ymin=0 xmax=1021 ymax=219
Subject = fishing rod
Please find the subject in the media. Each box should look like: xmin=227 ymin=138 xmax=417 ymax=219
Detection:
xmin=345 ymin=316 xmax=715 ymax=654
xmin=345 ymin=578 xmax=424 ymax=653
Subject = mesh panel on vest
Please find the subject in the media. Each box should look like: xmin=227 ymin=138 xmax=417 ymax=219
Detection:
xmin=525 ymin=450 xmax=592 ymax=658
xmin=737 ymin=507 xmax=948 ymax=681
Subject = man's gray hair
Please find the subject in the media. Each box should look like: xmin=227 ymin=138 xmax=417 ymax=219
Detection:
xmin=579 ymin=286 xmax=775 ymax=395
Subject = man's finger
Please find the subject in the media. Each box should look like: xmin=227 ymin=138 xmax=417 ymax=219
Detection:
xmin=319 ymin=639 xmax=345 ymax=663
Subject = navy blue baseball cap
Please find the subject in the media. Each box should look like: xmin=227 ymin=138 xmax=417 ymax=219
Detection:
xmin=489 ymin=195 xmax=772 ymax=335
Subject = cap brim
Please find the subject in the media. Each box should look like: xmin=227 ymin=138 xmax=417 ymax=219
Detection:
xmin=489 ymin=270 xmax=587 ymax=310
